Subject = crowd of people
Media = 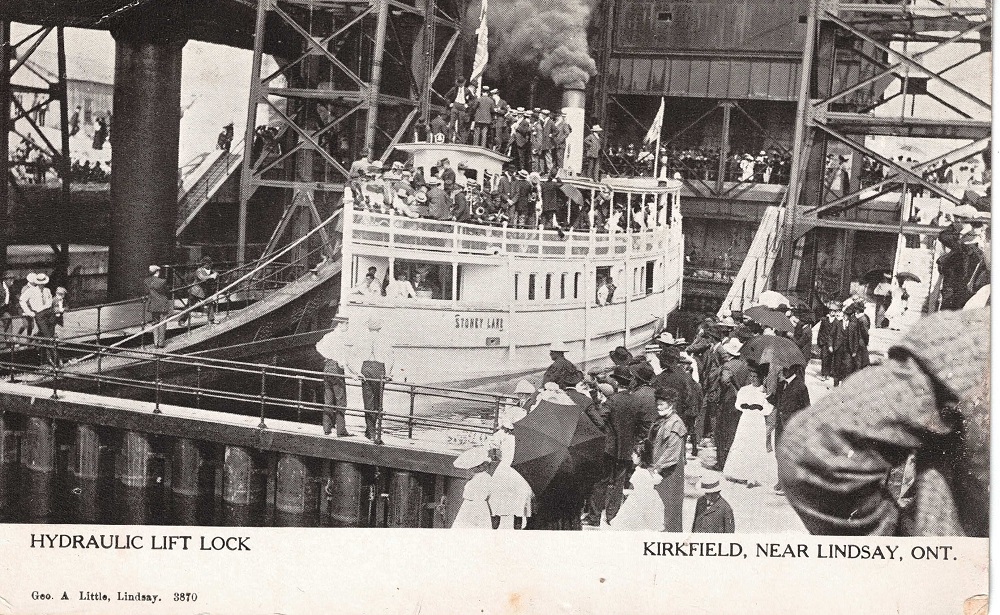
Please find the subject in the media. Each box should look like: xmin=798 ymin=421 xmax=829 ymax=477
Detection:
xmin=603 ymin=145 xmax=794 ymax=185
xmin=1 ymin=272 xmax=68 ymax=367
xmin=408 ymin=77 xmax=605 ymax=180
xmin=341 ymin=152 xmax=670 ymax=233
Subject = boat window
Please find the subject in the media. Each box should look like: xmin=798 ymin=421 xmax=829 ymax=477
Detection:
xmin=560 ymin=273 xmax=567 ymax=299
xmin=391 ymin=259 xmax=452 ymax=300
xmin=528 ymin=274 xmax=536 ymax=301
xmin=545 ymin=274 xmax=552 ymax=299
xmin=645 ymin=261 xmax=655 ymax=295
xmin=596 ymin=266 xmax=613 ymax=305
xmin=574 ymin=272 xmax=581 ymax=299
xmin=633 ymin=267 xmax=641 ymax=296
xmin=513 ymin=273 xmax=519 ymax=301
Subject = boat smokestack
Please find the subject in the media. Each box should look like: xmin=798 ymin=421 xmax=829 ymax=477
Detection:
xmin=561 ymin=87 xmax=586 ymax=176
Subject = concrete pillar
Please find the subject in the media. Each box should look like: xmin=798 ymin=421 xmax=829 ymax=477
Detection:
xmin=115 ymin=430 xmax=154 ymax=524
xmin=21 ymin=417 xmax=56 ymax=521
xmin=0 ymin=412 xmax=21 ymax=517
xmin=327 ymin=460 xmax=365 ymax=527
xmin=274 ymin=454 xmax=320 ymax=527
xmin=387 ymin=470 xmax=425 ymax=528
xmin=171 ymin=438 xmax=213 ymax=525
xmin=221 ymin=446 xmax=266 ymax=526
xmin=72 ymin=424 xmax=111 ymax=523
xmin=108 ymin=32 xmax=185 ymax=300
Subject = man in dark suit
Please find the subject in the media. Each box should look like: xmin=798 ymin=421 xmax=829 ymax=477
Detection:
xmin=471 ymin=88 xmax=495 ymax=147
xmin=144 ymin=265 xmax=173 ymax=349
xmin=816 ymin=310 xmax=836 ymax=380
xmin=830 ymin=309 xmax=861 ymax=386
xmin=490 ymin=89 xmax=509 ymax=152
xmin=582 ymin=366 xmax=648 ymax=525
xmin=512 ymin=111 xmax=532 ymax=172
xmin=539 ymin=110 xmax=555 ymax=173
xmin=509 ymin=169 xmax=533 ymax=227
xmin=551 ymin=112 xmax=572 ymax=171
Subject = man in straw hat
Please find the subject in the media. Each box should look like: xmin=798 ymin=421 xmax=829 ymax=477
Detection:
xmin=583 ymin=125 xmax=603 ymax=180
xmin=316 ymin=316 xmax=353 ymax=437
xmin=20 ymin=272 xmax=57 ymax=366
xmin=691 ymin=472 xmax=735 ymax=533
xmin=349 ymin=317 xmax=395 ymax=444
xmin=542 ymin=341 xmax=577 ymax=388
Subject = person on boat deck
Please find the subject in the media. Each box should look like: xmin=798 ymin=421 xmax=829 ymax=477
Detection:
xmin=348 ymin=149 xmax=371 ymax=179
xmin=21 ymin=273 xmax=57 ymax=366
xmin=192 ymin=257 xmax=219 ymax=324
xmin=386 ymin=270 xmax=417 ymax=300
xmin=540 ymin=170 xmax=564 ymax=228
xmin=596 ymin=276 xmax=611 ymax=305
xmin=439 ymin=158 xmax=456 ymax=189
xmin=540 ymin=109 xmax=555 ymax=174
xmin=391 ymin=188 xmax=419 ymax=219
xmin=583 ymin=125 xmax=603 ymax=180
xmin=491 ymin=88 xmax=509 ymax=152
xmin=453 ymin=162 xmax=469 ymax=190
xmin=509 ymin=169 xmax=533 ymax=227
xmin=429 ymin=111 xmax=449 ymax=144
xmin=552 ymin=111 xmax=571 ymax=172
xmin=453 ymin=180 xmax=479 ymax=223
xmin=425 ymin=176 xmax=452 ymax=221
xmin=530 ymin=109 xmax=546 ymax=174
xmin=542 ymin=341 xmax=577 ymax=387
xmin=352 ymin=269 xmax=383 ymax=297
xmin=471 ymin=87 xmax=495 ymax=148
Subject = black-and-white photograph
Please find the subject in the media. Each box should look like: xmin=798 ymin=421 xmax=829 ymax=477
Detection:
xmin=0 ymin=0 xmax=989 ymax=544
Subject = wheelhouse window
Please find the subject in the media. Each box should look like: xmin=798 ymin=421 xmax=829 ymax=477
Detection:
xmin=574 ymin=272 xmax=581 ymax=299
xmin=528 ymin=274 xmax=536 ymax=300
xmin=596 ymin=265 xmax=614 ymax=305
xmin=384 ymin=259 xmax=453 ymax=300
xmin=560 ymin=273 xmax=567 ymax=299
xmin=645 ymin=261 xmax=655 ymax=295
xmin=545 ymin=274 xmax=552 ymax=299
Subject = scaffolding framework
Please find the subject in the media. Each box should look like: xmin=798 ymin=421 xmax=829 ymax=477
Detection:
xmin=236 ymin=0 xmax=463 ymax=263
xmin=778 ymin=0 xmax=992 ymax=290
xmin=0 ymin=24 xmax=73 ymax=278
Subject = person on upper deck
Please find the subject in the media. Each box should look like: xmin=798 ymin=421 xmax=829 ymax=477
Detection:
xmin=472 ymin=87 xmax=495 ymax=148
xmin=583 ymin=125 xmax=603 ymax=180
xmin=425 ymin=176 xmax=452 ymax=221
xmin=386 ymin=270 xmax=417 ymax=299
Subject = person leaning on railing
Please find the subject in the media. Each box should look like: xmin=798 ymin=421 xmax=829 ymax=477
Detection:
xmin=20 ymin=273 xmax=58 ymax=366
xmin=145 ymin=265 xmax=172 ymax=349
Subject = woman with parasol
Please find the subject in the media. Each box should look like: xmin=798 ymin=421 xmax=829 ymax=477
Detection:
xmin=451 ymin=447 xmax=497 ymax=529
xmin=488 ymin=406 xmax=534 ymax=530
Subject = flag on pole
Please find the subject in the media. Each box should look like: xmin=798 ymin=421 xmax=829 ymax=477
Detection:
xmin=470 ymin=0 xmax=489 ymax=90
xmin=644 ymin=97 xmax=665 ymax=145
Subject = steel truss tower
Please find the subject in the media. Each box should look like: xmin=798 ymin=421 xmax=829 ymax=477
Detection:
xmin=778 ymin=0 xmax=991 ymax=291
xmin=0 ymin=24 xmax=73 ymax=280
xmin=236 ymin=0 xmax=464 ymax=263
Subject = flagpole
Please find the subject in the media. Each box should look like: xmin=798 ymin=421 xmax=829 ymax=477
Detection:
xmin=654 ymin=98 xmax=662 ymax=179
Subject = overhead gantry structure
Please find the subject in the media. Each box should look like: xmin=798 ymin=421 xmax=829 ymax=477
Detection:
xmin=777 ymin=0 xmax=992 ymax=291
xmin=236 ymin=0 xmax=465 ymax=263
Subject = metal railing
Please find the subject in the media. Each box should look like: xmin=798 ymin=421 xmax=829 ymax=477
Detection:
xmin=176 ymin=138 xmax=246 ymax=235
xmin=0 ymin=332 xmax=508 ymax=443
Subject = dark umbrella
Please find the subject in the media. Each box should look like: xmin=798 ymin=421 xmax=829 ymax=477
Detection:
xmin=740 ymin=334 xmax=808 ymax=369
xmin=560 ymin=183 xmax=585 ymax=205
xmin=743 ymin=305 xmax=795 ymax=333
xmin=895 ymin=271 xmax=921 ymax=284
xmin=511 ymin=395 xmax=605 ymax=495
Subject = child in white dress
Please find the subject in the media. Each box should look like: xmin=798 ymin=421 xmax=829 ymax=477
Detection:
xmin=603 ymin=441 xmax=665 ymax=532
xmin=451 ymin=446 xmax=496 ymax=529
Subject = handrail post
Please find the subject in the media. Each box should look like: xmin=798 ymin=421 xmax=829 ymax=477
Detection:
xmin=96 ymin=305 xmax=102 ymax=341
xmin=493 ymin=397 xmax=501 ymax=431
xmin=195 ymin=364 xmax=202 ymax=408
xmin=141 ymin=299 xmax=148 ymax=347
xmin=296 ymin=375 xmax=304 ymax=423
xmin=153 ymin=353 xmax=162 ymax=414
xmin=8 ymin=337 xmax=15 ymax=382
xmin=408 ymin=384 xmax=416 ymax=439
xmin=49 ymin=339 xmax=59 ymax=400
xmin=96 ymin=344 xmax=103 ymax=393
xmin=258 ymin=366 xmax=267 ymax=429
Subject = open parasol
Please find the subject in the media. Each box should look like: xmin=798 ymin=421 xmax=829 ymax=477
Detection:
xmin=559 ymin=183 xmax=585 ymax=205
xmin=740 ymin=334 xmax=808 ymax=369
xmin=895 ymin=271 xmax=921 ymax=284
xmin=743 ymin=305 xmax=795 ymax=333
xmin=510 ymin=393 xmax=605 ymax=496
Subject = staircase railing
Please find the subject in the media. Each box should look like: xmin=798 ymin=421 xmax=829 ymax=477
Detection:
xmin=718 ymin=204 xmax=786 ymax=315
xmin=176 ymin=138 xmax=246 ymax=236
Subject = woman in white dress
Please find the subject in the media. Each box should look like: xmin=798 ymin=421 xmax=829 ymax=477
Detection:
xmin=488 ymin=406 xmax=534 ymax=529
xmin=603 ymin=441 xmax=665 ymax=532
xmin=723 ymin=383 xmax=779 ymax=489
xmin=451 ymin=447 xmax=496 ymax=529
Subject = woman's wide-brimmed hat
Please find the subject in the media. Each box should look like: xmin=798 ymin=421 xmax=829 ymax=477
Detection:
xmin=453 ymin=446 xmax=492 ymax=469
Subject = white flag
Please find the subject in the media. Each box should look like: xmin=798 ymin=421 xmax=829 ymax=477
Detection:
xmin=470 ymin=0 xmax=488 ymax=85
xmin=644 ymin=97 xmax=665 ymax=144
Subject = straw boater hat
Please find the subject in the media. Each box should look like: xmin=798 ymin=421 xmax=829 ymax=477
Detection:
xmin=516 ymin=169 xmax=529 ymax=179
xmin=453 ymin=446 xmax=492 ymax=469
xmin=591 ymin=125 xmax=603 ymax=132
xmin=721 ymin=338 xmax=743 ymax=356
xmin=30 ymin=273 xmax=49 ymax=285
xmin=425 ymin=176 xmax=442 ymax=186
xmin=415 ymin=192 xmax=428 ymax=203
xmin=514 ymin=379 xmax=536 ymax=395
xmin=656 ymin=332 xmax=678 ymax=345
xmin=148 ymin=265 xmax=160 ymax=274
xmin=549 ymin=340 xmax=570 ymax=353
xmin=700 ymin=472 xmax=723 ymax=493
